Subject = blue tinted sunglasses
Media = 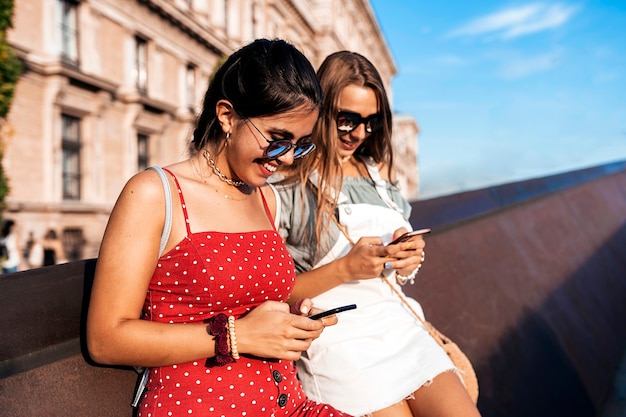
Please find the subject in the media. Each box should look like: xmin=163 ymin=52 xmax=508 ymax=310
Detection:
xmin=245 ymin=118 xmax=316 ymax=159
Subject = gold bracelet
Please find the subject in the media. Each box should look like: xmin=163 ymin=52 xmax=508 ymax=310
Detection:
xmin=227 ymin=315 xmax=240 ymax=360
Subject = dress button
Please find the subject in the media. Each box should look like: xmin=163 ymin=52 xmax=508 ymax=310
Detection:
xmin=278 ymin=393 xmax=288 ymax=407
xmin=272 ymin=370 xmax=283 ymax=383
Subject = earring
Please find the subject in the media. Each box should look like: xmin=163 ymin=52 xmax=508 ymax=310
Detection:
xmin=226 ymin=132 xmax=231 ymax=140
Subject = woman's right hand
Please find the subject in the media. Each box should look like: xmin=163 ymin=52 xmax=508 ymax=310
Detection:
xmin=235 ymin=301 xmax=326 ymax=361
xmin=336 ymin=236 xmax=389 ymax=282
xmin=286 ymin=236 xmax=392 ymax=303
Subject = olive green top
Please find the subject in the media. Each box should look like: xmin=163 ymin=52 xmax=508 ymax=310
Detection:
xmin=276 ymin=176 xmax=411 ymax=273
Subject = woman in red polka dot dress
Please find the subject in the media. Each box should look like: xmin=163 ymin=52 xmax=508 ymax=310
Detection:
xmin=86 ymin=39 xmax=352 ymax=417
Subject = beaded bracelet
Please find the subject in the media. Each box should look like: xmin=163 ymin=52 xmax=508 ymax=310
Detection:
xmin=204 ymin=313 xmax=235 ymax=367
xmin=227 ymin=315 xmax=240 ymax=360
xmin=396 ymin=266 xmax=420 ymax=285
xmin=396 ymin=250 xmax=426 ymax=285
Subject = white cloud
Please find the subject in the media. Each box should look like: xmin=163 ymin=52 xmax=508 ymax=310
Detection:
xmin=432 ymin=54 xmax=466 ymax=66
xmin=497 ymin=52 xmax=559 ymax=79
xmin=448 ymin=3 xmax=580 ymax=40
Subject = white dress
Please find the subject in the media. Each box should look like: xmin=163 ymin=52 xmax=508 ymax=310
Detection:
xmin=276 ymin=158 xmax=455 ymax=416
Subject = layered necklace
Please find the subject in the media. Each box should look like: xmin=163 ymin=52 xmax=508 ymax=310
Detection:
xmin=203 ymin=149 xmax=245 ymax=187
xmin=191 ymin=149 xmax=249 ymax=201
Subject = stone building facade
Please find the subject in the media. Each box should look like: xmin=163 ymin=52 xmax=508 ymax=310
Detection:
xmin=4 ymin=0 xmax=419 ymax=264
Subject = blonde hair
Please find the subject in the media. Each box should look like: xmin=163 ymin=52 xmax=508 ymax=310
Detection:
xmin=279 ymin=51 xmax=394 ymax=249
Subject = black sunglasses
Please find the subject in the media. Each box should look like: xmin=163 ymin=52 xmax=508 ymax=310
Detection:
xmin=245 ymin=118 xmax=316 ymax=160
xmin=336 ymin=111 xmax=382 ymax=134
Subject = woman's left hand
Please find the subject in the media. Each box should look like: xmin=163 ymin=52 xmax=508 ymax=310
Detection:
xmin=384 ymin=228 xmax=426 ymax=276
xmin=290 ymin=298 xmax=339 ymax=327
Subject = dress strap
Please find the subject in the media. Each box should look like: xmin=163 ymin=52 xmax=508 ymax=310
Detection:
xmin=260 ymin=185 xmax=278 ymax=231
xmin=308 ymin=170 xmax=349 ymax=204
xmin=309 ymin=161 xmax=401 ymax=213
xmin=358 ymin=156 xmax=403 ymax=213
xmin=160 ymin=167 xmax=192 ymax=237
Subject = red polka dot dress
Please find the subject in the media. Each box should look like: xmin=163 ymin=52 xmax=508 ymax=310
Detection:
xmin=137 ymin=169 xmax=351 ymax=417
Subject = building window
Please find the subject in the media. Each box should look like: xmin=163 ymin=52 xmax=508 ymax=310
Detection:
xmin=61 ymin=114 xmax=81 ymax=201
xmin=186 ymin=64 xmax=196 ymax=111
xmin=62 ymin=228 xmax=84 ymax=261
xmin=57 ymin=0 xmax=79 ymax=64
xmin=135 ymin=36 xmax=148 ymax=93
xmin=137 ymin=133 xmax=149 ymax=171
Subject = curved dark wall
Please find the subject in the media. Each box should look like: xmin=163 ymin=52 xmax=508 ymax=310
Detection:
xmin=1 ymin=161 xmax=625 ymax=416
xmin=405 ymin=164 xmax=626 ymax=417
xmin=0 ymin=260 xmax=138 ymax=417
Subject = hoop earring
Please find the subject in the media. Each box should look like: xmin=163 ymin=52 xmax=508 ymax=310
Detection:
xmin=226 ymin=132 xmax=231 ymax=140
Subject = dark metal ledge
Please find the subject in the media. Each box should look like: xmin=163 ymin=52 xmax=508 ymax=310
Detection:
xmin=410 ymin=160 xmax=626 ymax=230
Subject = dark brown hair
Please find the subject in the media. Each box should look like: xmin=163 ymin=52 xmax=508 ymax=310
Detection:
xmin=191 ymin=39 xmax=323 ymax=151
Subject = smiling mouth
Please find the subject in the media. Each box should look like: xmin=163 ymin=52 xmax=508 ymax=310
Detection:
xmin=340 ymin=137 xmax=359 ymax=148
xmin=254 ymin=157 xmax=279 ymax=173
xmin=263 ymin=162 xmax=277 ymax=173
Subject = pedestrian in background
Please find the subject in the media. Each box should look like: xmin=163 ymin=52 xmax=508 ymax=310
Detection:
xmin=41 ymin=229 xmax=67 ymax=266
xmin=1 ymin=219 xmax=21 ymax=274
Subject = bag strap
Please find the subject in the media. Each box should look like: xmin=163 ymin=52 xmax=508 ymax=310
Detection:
xmin=379 ymin=274 xmax=440 ymax=338
xmin=147 ymin=166 xmax=172 ymax=258
xmin=131 ymin=166 xmax=173 ymax=407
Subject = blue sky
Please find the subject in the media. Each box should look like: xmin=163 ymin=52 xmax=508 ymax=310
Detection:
xmin=369 ymin=1 xmax=626 ymax=199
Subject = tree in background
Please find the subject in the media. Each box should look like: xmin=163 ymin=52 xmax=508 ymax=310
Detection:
xmin=0 ymin=0 xmax=22 ymax=214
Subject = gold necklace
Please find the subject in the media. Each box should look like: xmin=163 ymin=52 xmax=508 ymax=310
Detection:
xmin=203 ymin=149 xmax=245 ymax=187
xmin=190 ymin=157 xmax=249 ymax=201
xmin=217 ymin=189 xmax=248 ymax=201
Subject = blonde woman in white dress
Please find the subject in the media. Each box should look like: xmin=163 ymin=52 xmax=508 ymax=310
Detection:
xmin=275 ymin=51 xmax=481 ymax=417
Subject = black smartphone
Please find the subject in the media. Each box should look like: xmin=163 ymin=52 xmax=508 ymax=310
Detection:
xmin=387 ymin=228 xmax=431 ymax=246
xmin=308 ymin=304 xmax=357 ymax=320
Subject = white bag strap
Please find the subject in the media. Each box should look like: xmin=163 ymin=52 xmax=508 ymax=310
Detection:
xmin=147 ymin=166 xmax=172 ymax=257
xmin=132 ymin=166 xmax=173 ymax=407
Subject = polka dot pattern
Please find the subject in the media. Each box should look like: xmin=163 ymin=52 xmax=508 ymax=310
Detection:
xmin=142 ymin=231 xmax=294 ymax=322
xmin=137 ymin=171 xmax=351 ymax=417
